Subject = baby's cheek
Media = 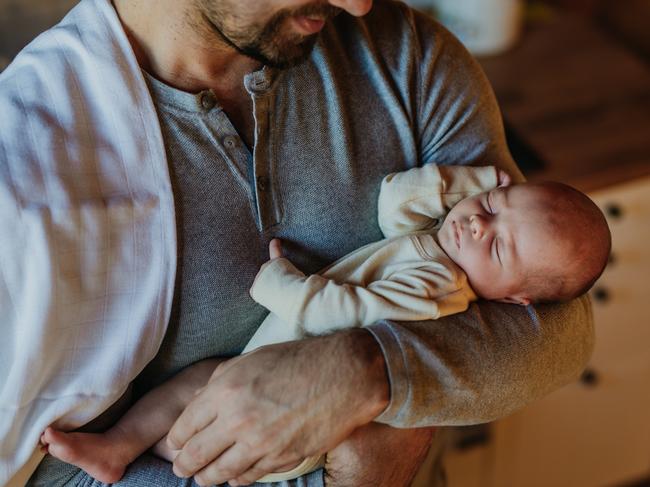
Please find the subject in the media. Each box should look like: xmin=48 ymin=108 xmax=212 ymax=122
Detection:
xmin=462 ymin=254 xmax=498 ymax=296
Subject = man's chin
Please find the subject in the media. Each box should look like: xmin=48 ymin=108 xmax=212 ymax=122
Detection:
xmin=246 ymin=37 xmax=318 ymax=69
xmin=263 ymin=52 xmax=313 ymax=69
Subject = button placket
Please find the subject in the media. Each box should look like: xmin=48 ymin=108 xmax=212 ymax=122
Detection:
xmin=244 ymin=67 xmax=280 ymax=231
xmin=198 ymin=90 xmax=217 ymax=111
xmin=198 ymin=107 xmax=254 ymax=208
xmin=256 ymin=175 xmax=269 ymax=192
xmin=223 ymin=135 xmax=238 ymax=149
xmin=250 ymin=94 xmax=276 ymax=231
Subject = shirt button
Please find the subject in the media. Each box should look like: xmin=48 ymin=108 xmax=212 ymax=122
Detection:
xmin=223 ymin=136 xmax=237 ymax=149
xmin=245 ymin=76 xmax=271 ymax=93
xmin=257 ymin=176 xmax=269 ymax=192
xmin=199 ymin=91 xmax=217 ymax=111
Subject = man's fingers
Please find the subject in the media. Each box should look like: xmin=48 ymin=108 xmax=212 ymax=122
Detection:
xmin=228 ymin=465 xmax=272 ymax=487
xmin=172 ymin=421 xmax=234 ymax=478
xmin=326 ymin=423 xmax=435 ymax=487
xmin=228 ymin=454 xmax=301 ymax=487
xmin=193 ymin=443 xmax=263 ymax=486
xmin=167 ymin=389 xmax=218 ymax=451
xmin=497 ymin=169 xmax=512 ymax=187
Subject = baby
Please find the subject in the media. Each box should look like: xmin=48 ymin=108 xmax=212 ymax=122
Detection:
xmin=243 ymin=164 xmax=611 ymax=350
xmin=40 ymin=164 xmax=611 ymax=484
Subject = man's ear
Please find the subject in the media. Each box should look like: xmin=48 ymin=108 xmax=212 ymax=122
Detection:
xmin=497 ymin=295 xmax=531 ymax=306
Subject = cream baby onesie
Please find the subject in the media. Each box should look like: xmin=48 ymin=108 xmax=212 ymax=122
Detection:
xmin=245 ymin=164 xmax=498 ymax=353
xmin=246 ymin=163 xmax=497 ymax=483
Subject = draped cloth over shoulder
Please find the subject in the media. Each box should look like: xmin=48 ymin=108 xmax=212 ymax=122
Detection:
xmin=0 ymin=0 xmax=176 ymax=484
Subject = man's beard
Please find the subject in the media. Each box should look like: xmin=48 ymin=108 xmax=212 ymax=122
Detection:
xmin=201 ymin=3 xmax=341 ymax=69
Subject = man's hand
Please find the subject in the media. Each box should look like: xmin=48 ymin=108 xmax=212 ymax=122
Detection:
xmin=166 ymin=329 xmax=389 ymax=486
xmin=325 ymin=423 xmax=435 ymax=487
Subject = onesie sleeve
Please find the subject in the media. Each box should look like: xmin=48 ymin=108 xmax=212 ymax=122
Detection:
xmin=364 ymin=6 xmax=594 ymax=427
xmin=250 ymin=254 xmax=474 ymax=335
xmin=377 ymin=164 xmax=498 ymax=238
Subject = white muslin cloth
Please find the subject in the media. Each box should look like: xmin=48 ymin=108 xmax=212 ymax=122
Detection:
xmin=0 ymin=0 xmax=177 ymax=484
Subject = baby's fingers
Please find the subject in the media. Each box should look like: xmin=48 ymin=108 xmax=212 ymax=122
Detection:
xmin=269 ymin=238 xmax=283 ymax=259
xmin=497 ymin=169 xmax=512 ymax=187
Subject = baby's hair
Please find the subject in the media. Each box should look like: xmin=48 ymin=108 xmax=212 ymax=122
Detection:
xmin=522 ymin=182 xmax=611 ymax=304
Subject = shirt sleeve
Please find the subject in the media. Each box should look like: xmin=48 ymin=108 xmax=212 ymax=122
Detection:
xmin=377 ymin=164 xmax=498 ymax=238
xmin=250 ymin=254 xmax=473 ymax=335
xmin=365 ymin=7 xmax=595 ymax=427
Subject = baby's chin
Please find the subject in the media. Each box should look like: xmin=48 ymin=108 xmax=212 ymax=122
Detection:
xmin=437 ymin=218 xmax=456 ymax=258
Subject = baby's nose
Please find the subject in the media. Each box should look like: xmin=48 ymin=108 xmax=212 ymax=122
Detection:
xmin=469 ymin=215 xmax=486 ymax=239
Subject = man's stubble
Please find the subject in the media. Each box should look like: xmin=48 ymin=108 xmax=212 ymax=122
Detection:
xmin=194 ymin=0 xmax=341 ymax=68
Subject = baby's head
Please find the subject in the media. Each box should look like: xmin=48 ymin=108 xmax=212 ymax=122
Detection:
xmin=438 ymin=180 xmax=611 ymax=305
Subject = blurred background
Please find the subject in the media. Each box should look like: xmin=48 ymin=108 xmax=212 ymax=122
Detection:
xmin=1 ymin=1 xmax=649 ymax=486
xmin=0 ymin=0 xmax=76 ymax=70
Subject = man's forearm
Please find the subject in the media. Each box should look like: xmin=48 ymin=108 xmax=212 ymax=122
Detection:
xmin=324 ymin=328 xmax=391 ymax=424
xmin=367 ymin=296 xmax=594 ymax=427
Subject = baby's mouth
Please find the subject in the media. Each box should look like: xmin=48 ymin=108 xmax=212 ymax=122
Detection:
xmin=453 ymin=221 xmax=460 ymax=250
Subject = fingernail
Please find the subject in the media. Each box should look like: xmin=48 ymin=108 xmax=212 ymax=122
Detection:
xmin=172 ymin=465 xmax=187 ymax=478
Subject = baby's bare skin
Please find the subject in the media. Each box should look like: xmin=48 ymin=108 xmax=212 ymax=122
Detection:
xmin=41 ymin=425 xmax=142 ymax=484
xmin=41 ymin=293 xmax=305 ymax=484
xmin=41 ymin=358 xmax=223 ymax=483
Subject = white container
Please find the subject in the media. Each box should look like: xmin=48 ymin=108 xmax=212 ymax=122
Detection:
xmin=431 ymin=0 xmax=524 ymax=56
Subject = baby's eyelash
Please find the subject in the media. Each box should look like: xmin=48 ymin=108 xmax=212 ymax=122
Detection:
xmin=485 ymin=194 xmax=493 ymax=214
xmin=491 ymin=238 xmax=501 ymax=264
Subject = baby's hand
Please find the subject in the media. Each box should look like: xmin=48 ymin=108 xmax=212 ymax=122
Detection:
xmin=269 ymin=238 xmax=283 ymax=260
xmin=497 ymin=169 xmax=512 ymax=187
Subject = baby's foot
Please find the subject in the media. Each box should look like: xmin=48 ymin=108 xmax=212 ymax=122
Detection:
xmin=41 ymin=427 xmax=130 ymax=483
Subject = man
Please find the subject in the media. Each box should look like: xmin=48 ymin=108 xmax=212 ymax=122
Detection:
xmin=0 ymin=0 xmax=594 ymax=486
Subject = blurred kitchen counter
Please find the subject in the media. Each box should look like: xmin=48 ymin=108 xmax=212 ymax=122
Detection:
xmin=477 ymin=10 xmax=650 ymax=192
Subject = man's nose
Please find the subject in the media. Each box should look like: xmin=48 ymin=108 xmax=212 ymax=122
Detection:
xmin=328 ymin=0 xmax=373 ymax=16
xmin=469 ymin=214 xmax=488 ymax=240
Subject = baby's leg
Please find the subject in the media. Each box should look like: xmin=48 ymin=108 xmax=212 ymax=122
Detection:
xmin=41 ymin=358 xmax=223 ymax=483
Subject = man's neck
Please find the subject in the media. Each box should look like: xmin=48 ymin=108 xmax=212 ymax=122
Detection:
xmin=112 ymin=0 xmax=262 ymax=96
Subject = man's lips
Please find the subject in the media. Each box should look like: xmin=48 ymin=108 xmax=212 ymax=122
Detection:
xmin=292 ymin=15 xmax=326 ymax=35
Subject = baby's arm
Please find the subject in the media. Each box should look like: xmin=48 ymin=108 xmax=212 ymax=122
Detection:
xmin=378 ymin=164 xmax=506 ymax=238
xmin=250 ymin=239 xmax=472 ymax=336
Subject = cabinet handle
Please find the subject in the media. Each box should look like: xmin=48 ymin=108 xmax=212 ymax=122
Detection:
xmin=605 ymin=203 xmax=623 ymax=220
xmin=580 ymin=368 xmax=599 ymax=387
xmin=592 ymin=287 xmax=610 ymax=303
xmin=607 ymin=252 xmax=616 ymax=266
xmin=453 ymin=424 xmax=491 ymax=451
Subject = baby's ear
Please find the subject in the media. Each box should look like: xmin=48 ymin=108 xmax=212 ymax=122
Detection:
xmin=497 ymin=295 xmax=530 ymax=306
